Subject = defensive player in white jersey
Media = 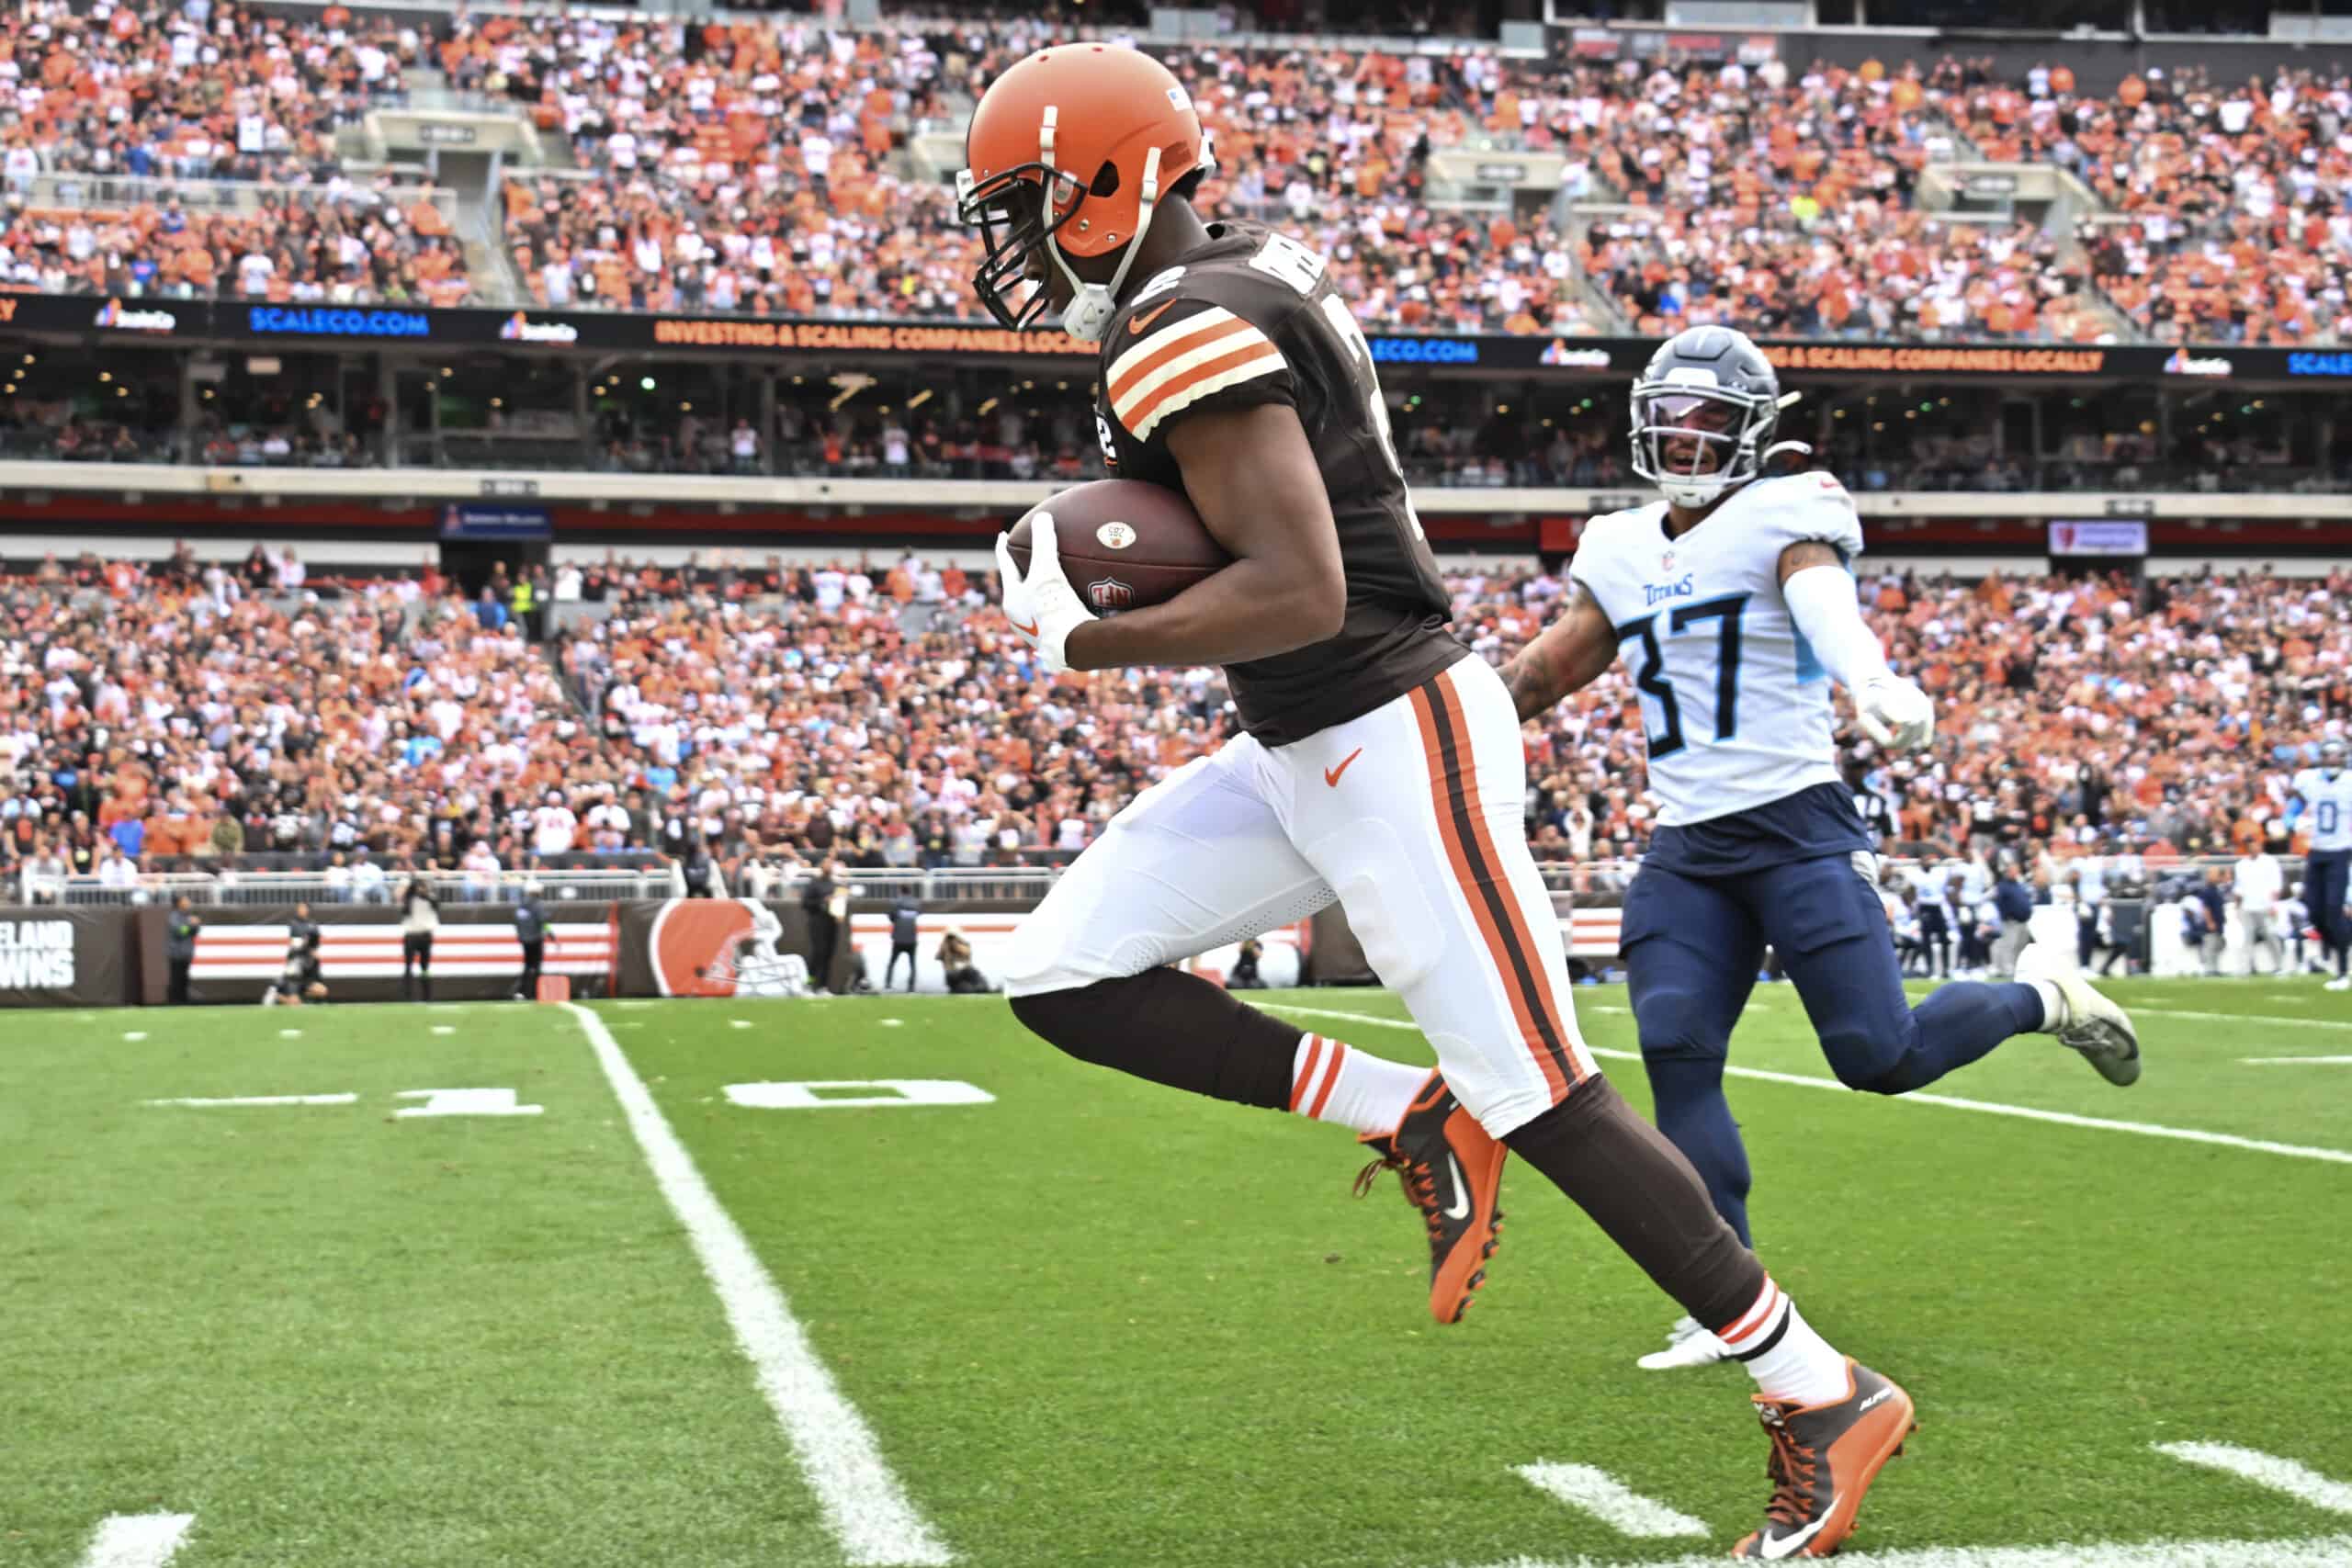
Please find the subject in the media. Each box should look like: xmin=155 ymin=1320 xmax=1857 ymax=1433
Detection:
xmin=1499 ymin=326 xmax=2143 ymax=1370
xmin=2283 ymin=739 xmax=2352 ymax=989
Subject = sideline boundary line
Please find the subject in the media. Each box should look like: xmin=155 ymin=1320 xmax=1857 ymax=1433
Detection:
xmin=1455 ymin=1535 xmax=2352 ymax=1568
xmin=564 ymin=1003 xmax=953 ymax=1566
xmin=1266 ymin=1003 xmax=2352 ymax=1168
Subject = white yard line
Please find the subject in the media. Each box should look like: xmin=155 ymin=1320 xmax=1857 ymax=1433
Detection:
xmin=76 ymin=1513 xmax=195 ymax=1568
xmin=142 ymin=1094 xmax=356 ymax=1109
xmin=1265 ymin=1004 xmax=2352 ymax=1168
xmin=1512 ymin=1463 xmax=1705 ymax=1538
xmin=562 ymin=1003 xmax=953 ymax=1567
xmin=2154 ymin=1443 xmax=2352 ymax=1516
xmin=1459 ymin=1536 xmax=2352 ymax=1568
xmin=2241 ymin=1055 xmax=2352 ymax=1066
xmin=2133 ymin=1008 xmax=2350 ymax=1032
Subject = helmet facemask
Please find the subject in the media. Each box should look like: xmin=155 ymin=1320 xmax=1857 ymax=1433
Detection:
xmin=957 ymin=162 xmax=1086 ymax=333
xmin=1631 ymin=380 xmax=1777 ymax=510
xmin=957 ymin=112 xmax=1165 ymax=344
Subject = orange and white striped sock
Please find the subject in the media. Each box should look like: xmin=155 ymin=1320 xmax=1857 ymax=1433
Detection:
xmin=1717 ymin=1276 xmax=1850 ymax=1406
xmin=1287 ymin=1033 xmax=1427 ymax=1136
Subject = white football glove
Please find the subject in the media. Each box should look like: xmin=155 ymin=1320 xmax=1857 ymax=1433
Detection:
xmin=1856 ymin=671 xmax=1935 ymax=752
xmin=993 ymin=512 xmax=1096 ymax=675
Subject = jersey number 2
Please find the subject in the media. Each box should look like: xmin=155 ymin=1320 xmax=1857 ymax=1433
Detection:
xmin=1249 ymin=234 xmax=1426 ymax=542
xmin=1617 ymin=593 xmax=1748 ymax=760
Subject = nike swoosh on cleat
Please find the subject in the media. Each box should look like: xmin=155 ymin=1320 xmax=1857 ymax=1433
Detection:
xmin=1760 ymin=1503 xmax=1836 ymax=1560
xmin=1324 ymin=747 xmax=1363 ymax=788
xmin=1443 ymin=1153 xmax=1471 ymax=1221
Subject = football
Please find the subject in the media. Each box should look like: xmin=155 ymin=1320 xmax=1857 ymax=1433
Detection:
xmin=1005 ymin=479 xmax=1231 ymax=614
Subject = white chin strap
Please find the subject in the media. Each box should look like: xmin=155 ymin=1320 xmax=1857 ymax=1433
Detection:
xmin=1040 ymin=107 xmax=1162 ymax=344
xmin=1658 ymin=470 xmax=1738 ymax=510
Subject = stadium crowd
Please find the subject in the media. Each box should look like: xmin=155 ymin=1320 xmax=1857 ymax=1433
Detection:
xmin=0 ymin=1 xmax=472 ymax=304
xmin=1 ymin=0 xmax=2346 ymax=343
xmin=3 ymin=549 xmax=2346 ymax=907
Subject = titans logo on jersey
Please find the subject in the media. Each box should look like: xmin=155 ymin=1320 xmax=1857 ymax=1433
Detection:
xmin=2292 ymin=767 xmax=2352 ymax=853
xmin=1571 ymin=472 xmax=1865 ymax=829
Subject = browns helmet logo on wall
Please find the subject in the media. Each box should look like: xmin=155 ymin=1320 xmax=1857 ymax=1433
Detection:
xmin=1086 ymin=576 xmax=1134 ymax=611
xmin=648 ymin=897 xmax=792 ymax=997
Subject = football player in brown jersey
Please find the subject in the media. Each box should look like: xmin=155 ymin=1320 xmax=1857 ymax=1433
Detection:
xmin=959 ymin=45 xmax=1914 ymax=1557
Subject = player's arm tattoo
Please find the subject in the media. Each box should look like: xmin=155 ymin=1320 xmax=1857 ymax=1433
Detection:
xmin=1500 ymin=580 xmax=1617 ymax=723
xmin=1776 ymin=537 xmax=1846 ymax=585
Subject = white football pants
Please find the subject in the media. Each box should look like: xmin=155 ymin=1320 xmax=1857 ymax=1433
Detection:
xmin=1001 ymin=653 xmax=1597 ymax=1137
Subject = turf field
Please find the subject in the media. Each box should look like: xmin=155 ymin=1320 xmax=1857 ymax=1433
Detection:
xmin=6 ymin=979 xmax=2350 ymax=1568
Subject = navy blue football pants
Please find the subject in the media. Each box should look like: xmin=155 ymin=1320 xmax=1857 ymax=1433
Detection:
xmin=2308 ymin=851 xmax=2352 ymax=974
xmin=1623 ymin=854 xmax=2044 ymax=1247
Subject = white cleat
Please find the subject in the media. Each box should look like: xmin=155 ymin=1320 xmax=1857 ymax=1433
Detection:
xmin=2017 ymin=943 xmax=2141 ymax=1086
xmin=1637 ymin=1314 xmax=1731 ymax=1371
xmin=2327 ymin=976 xmax=2352 ymax=992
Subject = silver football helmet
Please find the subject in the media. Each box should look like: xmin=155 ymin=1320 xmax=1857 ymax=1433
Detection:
xmin=1630 ymin=325 xmax=1786 ymax=510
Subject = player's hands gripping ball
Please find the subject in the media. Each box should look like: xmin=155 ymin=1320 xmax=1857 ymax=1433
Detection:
xmin=994 ymin=512 xmax=1097 ymax=674
xmin=1856 ymin=671 xmax=1935 ymax=751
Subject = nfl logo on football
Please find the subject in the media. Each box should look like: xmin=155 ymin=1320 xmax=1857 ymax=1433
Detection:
xmin=1088 ymin=577 xmax=1135 ymax=611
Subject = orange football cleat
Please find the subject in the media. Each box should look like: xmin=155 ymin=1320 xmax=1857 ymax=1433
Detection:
xmin=1353 ymin=1072 xmax=1506 ymax=1324
xmin=1732 ymin=1359 xmax=1917 ymax=1560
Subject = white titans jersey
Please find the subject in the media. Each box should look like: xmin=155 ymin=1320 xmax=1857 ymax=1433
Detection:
xmin=2292 ymin=767 xmax=2352 ymax=852
xmin=1571 ymin=472 xmax=1866 ymax=828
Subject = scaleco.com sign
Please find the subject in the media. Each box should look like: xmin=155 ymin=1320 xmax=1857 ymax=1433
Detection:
xmin=247 ymin=306 xmax=432 ymax=338
xmin=1371 ymin=336 xmax=1479 ymax=364
xmin=0 ymin=919 xmax=74 ymax=989
xmin=2288 ymin=352 xmax=2352 ymax=377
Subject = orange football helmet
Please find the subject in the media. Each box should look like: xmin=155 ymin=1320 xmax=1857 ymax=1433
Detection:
xmin=957 ymin=44 xmax=1213 ymax=343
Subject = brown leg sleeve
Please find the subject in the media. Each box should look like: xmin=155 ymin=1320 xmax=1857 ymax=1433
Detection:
xmin=1009 ymin=969 xmax=1301 ymax=1111
xmin=1502 ymin=1077 xmax=1768 ymax=1330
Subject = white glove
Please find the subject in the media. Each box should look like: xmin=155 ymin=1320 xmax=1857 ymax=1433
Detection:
xmin=1856 ymin=671 xmax=1935 ymax=751
xmin=993 ymin=512 xmax=1096 ymax=674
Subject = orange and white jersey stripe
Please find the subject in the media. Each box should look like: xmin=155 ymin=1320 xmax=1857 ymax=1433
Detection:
xmin=1104 ymin=304 xmax=1290 ymax=442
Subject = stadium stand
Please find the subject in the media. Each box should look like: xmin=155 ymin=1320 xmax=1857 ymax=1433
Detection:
xmin=5 ymin=556 xmax=2345 ymax=907
xmin=0 ymin=1 xmax=471 ymax=304
xmin=2 ymin=1 xmax=2344 ymax=344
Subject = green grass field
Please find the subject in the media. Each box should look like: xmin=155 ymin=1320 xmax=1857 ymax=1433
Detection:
xmin=6 ymin=979 xmax=2351 ymax=1568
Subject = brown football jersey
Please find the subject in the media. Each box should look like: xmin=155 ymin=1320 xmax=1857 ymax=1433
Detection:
xmin=1093 ymin=220 xmax=1461 ymax=747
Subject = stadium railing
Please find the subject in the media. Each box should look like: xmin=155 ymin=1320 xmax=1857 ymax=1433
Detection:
xmin=51 ymin=868 xmax=671 ymax=907
xmin=12 ymin=175 xmax=459 ymax=231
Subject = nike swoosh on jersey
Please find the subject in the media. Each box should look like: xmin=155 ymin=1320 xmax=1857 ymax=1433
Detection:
xmin=1324 ymin=747 xmax=1363 ymax=788
xmin=1442 ymin=1153 xmax=1471 ymax=1221
xmin=1106 ymin=306 xmax=1286 ymax=441
xmin=1127 ymin=299 xmax=1178 ymax=334
xmin=1009 ymin=615 xmax=1038 ymax=638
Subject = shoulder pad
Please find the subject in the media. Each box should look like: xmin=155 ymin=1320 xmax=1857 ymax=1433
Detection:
xmin=1102 ymin=271 xmax=1295 ymax=443
xmin=1738 ymin=471 xmax=1864 ymax=562
xmin=1566 ymin=502 xmax=1667 ymax=592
